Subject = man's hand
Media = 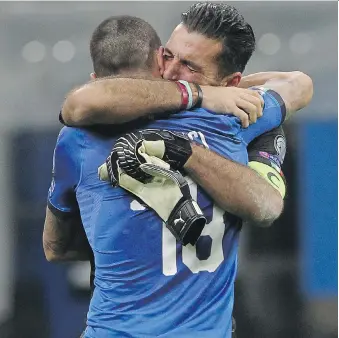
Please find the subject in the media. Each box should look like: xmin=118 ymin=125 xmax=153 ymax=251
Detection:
xmin=201 ymin=86 xmax=264 ymax=128
xmin=108 ymin=130 xmax=193 ymax=181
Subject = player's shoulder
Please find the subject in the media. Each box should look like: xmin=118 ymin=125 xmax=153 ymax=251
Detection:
xmin=58 ymin=126 xmax=81 ymax=139
xmin=190 ymin=107 xmax=242 ymax=133
xmin=190 ymin=107 xmax=219 ymax=116
xmin=55 ymin=126 xmax=87 ymax=157
xmin=251 ymin=86 xmax=286 ymax=121
xmin=188 ymin=107 xmax=240 ymax=124
xmin=57 ymin=126 xmax=87 ymax=144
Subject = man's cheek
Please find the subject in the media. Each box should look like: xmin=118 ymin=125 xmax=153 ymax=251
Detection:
xmin=182 ymin=74 xmax=207 ymax=85
xmin=177 ymin=72 xmax=199 ymax=83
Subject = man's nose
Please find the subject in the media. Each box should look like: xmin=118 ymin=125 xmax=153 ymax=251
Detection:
xmin=164 ymin=60 xmax=181 ymax=81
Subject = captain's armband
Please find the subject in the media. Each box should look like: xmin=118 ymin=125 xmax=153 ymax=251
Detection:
xmin=249 ymin=161 xmax=286 ymax=198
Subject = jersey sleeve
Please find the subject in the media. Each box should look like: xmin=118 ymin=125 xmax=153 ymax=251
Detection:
xmin=47 ymin=127 xmax=83 ymax=218
xmin=240 ymin=88 xmax=286 ymax=145
xmin=247 ymin=126 xmax=287 ymax=198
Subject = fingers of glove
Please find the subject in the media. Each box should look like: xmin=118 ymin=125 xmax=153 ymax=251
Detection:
xmin=115 ymin=143 xmax=151 ymax=181
xmin=114 ymin=131 xmax=145 ymax=156
xmin=118 ymin=157 xmax=150 ymax=182
xmin=106 ymin=152 xmax=120 ymax=185
xmin=139 ymin=140 xmax=166 ymax=158
xmin=160 ymin=130 xmax=188 ymax=142
xmin=127 ymin=131 xmax=143 ymax=142
xmin=142 ymin=129 xmax=165 ymax=142
xmin=113 ymin=137 xmax=144 ymax=176
xmin=118 ymin=131 xmax=142 ymax=146
xmin=113 ymin=137 xmax=135 ymax=154
xmin=114 ymin=144 xmax=135 ymax=162
xmin=139 ymin=130 xmax=191 ymax=171
xmin=98 ymin=163 xmax=110 ymax=181
xmin=170 ymin=130 xmax=190 ymax=141
xmin=143 ymin=129 xmax=189 ymax=143
xmin=140 ymin=163 xmax=178 ymax=180
xmin=142 ymin=155 xmax=170 ymax=168
xmin=140 ymin=163 xmax=187 ymax=187
xmin=115 ymin=147 xmax=136 ymax=164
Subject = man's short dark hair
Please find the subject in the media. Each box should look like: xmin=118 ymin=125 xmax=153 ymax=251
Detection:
xmin=90 ymin=16 xmax=161 ymax=77
xmin=181 ymin=2 xmax=255 ymax=77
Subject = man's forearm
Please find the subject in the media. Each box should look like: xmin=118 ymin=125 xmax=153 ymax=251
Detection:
xmin=239 ymin=71 xmax=313 ymax=119
xmin=50 ymin=224 xmax=92 ymax=261
xmin=263 ymin=71 xmax=313 ymax=119
xmin=47 ymin=249 xmax=91 ymax=262
xmin=43 ymin=208 xmax=92 ymax=262
xmin=44 ymin=229 xmax=92 ymax=262
xmin=238 ymin=72 xmax=292 ymax=89
xmin=61 ymin=77 xmax=265 ymax=128
xmin=62 ymin=78 xmax=186 ymax=126
xmin=184 ymin=143 xmax=283 ymax=226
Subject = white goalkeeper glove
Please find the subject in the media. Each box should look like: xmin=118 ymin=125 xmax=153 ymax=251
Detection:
xmin=98 ymin=130 xmax=206 ymax=246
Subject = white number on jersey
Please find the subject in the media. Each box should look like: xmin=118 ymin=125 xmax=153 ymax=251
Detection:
xmin=162 ymin=178 xmax=226 ymax=276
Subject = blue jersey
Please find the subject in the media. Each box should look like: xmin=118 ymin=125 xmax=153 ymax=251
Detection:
xmin=48 ymin=89 xmax=285 ymax=338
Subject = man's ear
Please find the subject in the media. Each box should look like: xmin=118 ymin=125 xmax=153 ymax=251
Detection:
xmin=221 ymin=72 xmax=242 ymax=87
xmin=157 ymin=46 xmax=165 ymax=76
xmin=90 ymin=72 xmax=97 ymax=80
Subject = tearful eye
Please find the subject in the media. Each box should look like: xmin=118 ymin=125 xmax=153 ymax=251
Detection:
xmin=163 ymin=54 xmax=173 ymax=61
xmin=186 ymin=64 xmax=196 ymax=73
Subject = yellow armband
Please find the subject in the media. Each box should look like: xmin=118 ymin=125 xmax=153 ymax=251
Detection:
xmin=249 ymin=161 xmax=286 ymax=198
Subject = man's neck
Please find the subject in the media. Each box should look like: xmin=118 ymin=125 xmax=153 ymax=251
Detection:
xmin=106 ymin=69 xmax=157 ymax=81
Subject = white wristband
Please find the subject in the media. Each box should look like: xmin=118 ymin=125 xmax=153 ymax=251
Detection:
xmin=178 ymin=80 xmax=193 ymax=110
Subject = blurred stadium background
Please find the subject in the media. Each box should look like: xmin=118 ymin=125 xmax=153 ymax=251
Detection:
xmin=0 ymin=1 xmax=337 ymax=338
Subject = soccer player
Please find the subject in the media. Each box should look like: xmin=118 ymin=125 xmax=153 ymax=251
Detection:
xmin=44 ymin=10 xmax=312 ymax=338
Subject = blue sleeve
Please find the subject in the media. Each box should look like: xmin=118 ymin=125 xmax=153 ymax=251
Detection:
xmin=240 ymin=88 xmax=286 ymax=145
xmin=47 ymin=127 xmax=83 ymax=218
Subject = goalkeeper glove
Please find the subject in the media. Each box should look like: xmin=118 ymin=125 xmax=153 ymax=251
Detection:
xmin=98 ymin=130 xmax=206 ymax=246
xmin=109 ymin=129 xmax=193 ymax=183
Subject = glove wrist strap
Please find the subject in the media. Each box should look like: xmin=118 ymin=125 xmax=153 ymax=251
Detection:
xmin=167 ymin=198 xmax=206 ymax=246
